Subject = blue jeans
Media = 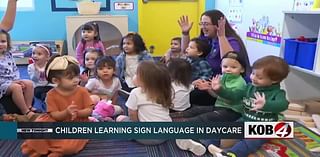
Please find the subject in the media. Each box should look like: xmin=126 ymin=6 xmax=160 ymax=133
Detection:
xmin=227 ymin=139 xmax=268 ymax=157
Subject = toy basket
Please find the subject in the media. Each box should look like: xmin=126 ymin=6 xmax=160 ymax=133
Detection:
xmin=76 ymin=1 xmax=101 ymax=15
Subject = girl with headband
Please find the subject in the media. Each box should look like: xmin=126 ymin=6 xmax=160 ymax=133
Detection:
xmin=28 ymin=44 xmax=53 ymax=101
xmin=21 ymin=55 xmax=94 ymax=157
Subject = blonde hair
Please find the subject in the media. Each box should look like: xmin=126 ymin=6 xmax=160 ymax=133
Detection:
xmin=137 ymin=61 xmax=172 ymax=108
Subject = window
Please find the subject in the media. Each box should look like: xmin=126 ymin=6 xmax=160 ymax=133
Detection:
xmin=0 ymin=0 xmax=34 ymax=11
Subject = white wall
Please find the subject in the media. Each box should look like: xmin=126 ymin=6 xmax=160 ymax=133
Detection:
xmin=215 ymin=0 xmax=295 ymax=64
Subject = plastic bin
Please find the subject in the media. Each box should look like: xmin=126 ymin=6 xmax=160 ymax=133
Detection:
xmin=284 ymin=39 xmax=299 ymax=65
xmin=284 ymin=38 xmax=317 ymax=70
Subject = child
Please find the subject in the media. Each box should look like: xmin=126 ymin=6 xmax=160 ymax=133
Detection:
xmin=208 ymin=55 xmax=290 ymax=157
xmin=21 ymin=55 xmax=94 ymax=157
xmin=186 ymin=38 xmax=214 ymax=106
xmin=161 ymin=37 xmax=185 ymax=63
xmin=116 ymin=61 xmax=172 ymax=145
xmin=116 ymin=32 xmax=153 ymax=92
xmin=85 ymin=56 xmax=123 ymax=115
xmin=175 ymin=52 xmax=247 ymax=156
xmin=28 ymin=44 xmax=53 ymax=101
xmin=76 ymin=22 xmax=105 ymax=66
xmin=0 ymin=29 xmax=37 ymax=120
xmin=167 ymin=58 xmax=193 ymax=111
xmin=79 ymin=48 xmax=103 ymax=86
xmin=188 ymin=51 xmax=247 ymax=120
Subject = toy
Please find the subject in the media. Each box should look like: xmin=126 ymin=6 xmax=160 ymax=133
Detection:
xmin=89 ymin=100 xmax=115 ymax=122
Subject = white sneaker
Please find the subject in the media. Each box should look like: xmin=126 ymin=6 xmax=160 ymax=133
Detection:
xmin=176 ymin=139 xmax=206 ymax=156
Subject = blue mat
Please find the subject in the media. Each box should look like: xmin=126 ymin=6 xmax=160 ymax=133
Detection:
xmin=0 ymin=139 xmax=212 ymax=157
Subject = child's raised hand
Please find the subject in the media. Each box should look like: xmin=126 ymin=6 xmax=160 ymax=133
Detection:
xmin=211 ymin=75 xmax=221 ymax=91
xmin=250 ymin=92 xmax=266 ymax=111
xmin=178 ymin=15 xmax=193 ymax=34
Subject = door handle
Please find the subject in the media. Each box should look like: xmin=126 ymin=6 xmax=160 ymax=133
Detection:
xmin=149 ymin=45 xmax=155 ymax=54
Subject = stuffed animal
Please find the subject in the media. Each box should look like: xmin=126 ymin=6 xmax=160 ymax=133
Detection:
xmin=89 ymin=100 xmax=115 ymax=122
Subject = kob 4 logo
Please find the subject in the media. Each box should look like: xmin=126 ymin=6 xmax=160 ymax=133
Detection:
xmin=244 ymin=122 xmax=294 ymax=139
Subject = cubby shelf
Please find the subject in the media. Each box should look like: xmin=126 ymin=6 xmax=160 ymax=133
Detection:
xmin=280 ymin=11 xmax=320 ymax=100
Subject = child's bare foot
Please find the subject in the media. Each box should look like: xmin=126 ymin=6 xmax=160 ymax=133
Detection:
xmin=25 ymin=110 xmax=40 ymax=121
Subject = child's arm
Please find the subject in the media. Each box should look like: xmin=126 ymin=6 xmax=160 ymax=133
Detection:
xmin=198 ymin=60 xmax=213 ymax=81
xmin=27 ymin=64 xmax=39 ymax=82
xmin=75 ymin=42 xmax=84 ymax=65
xmin=0 ymin=0 xmax=17 ymax=31
xmin=125 ymin=88 xmax=140 ymax=121
xmin=212 ymin=75 xmax=247 ymax=101
xmin=10 ymin=54 xmax=20 ymax=80
xmin=76 ymin=107 xmax=93 ymax=118
xmin=50 ymin=103 xmax=78 ymax=121
xmin=128 ymin=108 xmax=139 ymax=122
xmin=259 ymin=90 xmax=289 ymax=113
xmin=98 ymin=41 xmax=106 ymax=54
xmin=111 ymin=91 xmax=118 ymax=105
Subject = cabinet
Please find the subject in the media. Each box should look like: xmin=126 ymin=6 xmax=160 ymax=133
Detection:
xmin=280 ymin=11 xmax=320 ymax=100
xmin=66 ymin=15 xmax=128 ymax=57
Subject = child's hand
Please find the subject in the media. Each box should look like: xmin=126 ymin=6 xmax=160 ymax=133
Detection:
xmin=13 ymin=80 xmax=26 ymax=89
xmin=80 ymin=73 xmax=89 ymax=82
xmin=211 ymin=75 xmax=221 ymax=91
xmin=250 ymin=92 xmax=266 ymax=111
xmin=195 ymin=80 xmax=212 ymax=91
xmin=67 ymin=101 xmax=78 ymax=120
xmin=178 ymin=15 xmax=193 ymax=34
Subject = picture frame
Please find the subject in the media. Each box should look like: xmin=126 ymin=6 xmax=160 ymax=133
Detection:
xmin=51 ymin=0 xmax=110 ymax=12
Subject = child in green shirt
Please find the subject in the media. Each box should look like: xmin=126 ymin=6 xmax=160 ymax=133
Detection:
xmin=209 ymin=55 xmax=290 ymax=157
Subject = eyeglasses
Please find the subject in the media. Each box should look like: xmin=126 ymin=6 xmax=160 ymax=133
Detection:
xmin=198 ymin=22 xmax=213 ymax=27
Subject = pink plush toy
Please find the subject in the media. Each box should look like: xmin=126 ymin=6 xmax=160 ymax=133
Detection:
xmin=89 ymin=100 xmax=115 ymax=122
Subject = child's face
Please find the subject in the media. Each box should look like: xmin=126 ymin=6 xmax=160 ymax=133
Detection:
xmin=85 ymin=52 xmax=98 ymax=69
xmin=56 ymin=75 xmax=80 ymax=91
xmin=221 ymin=58 xmax=244 ymax=75
xmin=81 ymin=30 xmax=96 ymax=41
xmin=32 ymin=47 xmax=50 ymax=65
xmin=122 ymin=38 xmax=136 ymax=54
xmin=0 ymin=34 xmax=8 ymax=54
xmin=170 ymin=40 xmax=181 ymax=53
xmin=186 ymin=41 xmax=202 ymax=58
xmin=250 ymin=69 xmax=275 ymax=87
xmin=97 ymin=65 xmax=115 ymax=80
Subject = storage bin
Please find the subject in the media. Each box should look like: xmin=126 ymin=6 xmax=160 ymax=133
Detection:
xmin=284 ymin=39 xmax=299 ymax=65
xmin=284 ymin=38 xmax=317 ymax=70
xmin=76 ymin=1 xmax=101 ymax=15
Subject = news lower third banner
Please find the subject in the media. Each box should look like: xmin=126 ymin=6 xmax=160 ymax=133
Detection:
xmin=0 ymin=122 xmax=294 ymax=139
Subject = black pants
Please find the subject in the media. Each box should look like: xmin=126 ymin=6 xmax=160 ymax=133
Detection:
xmin=0 ymin=96 xmax=22 ymax=114
xmin=186 ymin=106 xmax=241 ymax=123
xmin=190 ymin=89 xmax=216 ymax=106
